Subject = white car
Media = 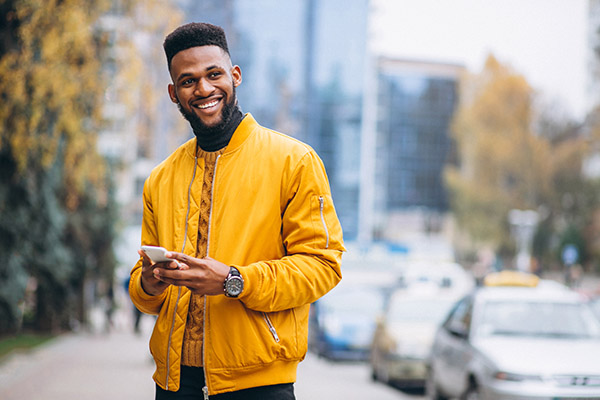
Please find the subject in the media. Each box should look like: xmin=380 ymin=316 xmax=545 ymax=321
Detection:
xmin=370 ymin=285 xmax=462 ymax=388
xmin=426 ymin=272 xmax=600 ymax=400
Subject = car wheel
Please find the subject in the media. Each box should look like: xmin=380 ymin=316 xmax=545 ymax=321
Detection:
xmin=371 ymin=367 xmax=378 ymax=382
xmin=461 ymin=381 xmax=481 ymax=400
xmin=425 ymin=369 xmax=449 ymax=400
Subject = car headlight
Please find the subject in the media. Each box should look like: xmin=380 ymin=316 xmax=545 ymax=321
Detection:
xmin=393 ymin=341 xmax=429 ymax=359
xmin=494 ymin=371 xmax=543 ymax=382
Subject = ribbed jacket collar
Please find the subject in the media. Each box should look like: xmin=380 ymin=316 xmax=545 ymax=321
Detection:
xmin=184 ymin=113 xmax=258 ymax=159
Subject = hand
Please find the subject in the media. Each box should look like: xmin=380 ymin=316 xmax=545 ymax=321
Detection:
xmin=152 ymin=252 xmax=231 ymax=296
xmin=138 ymin=249 xmax=181 ymax=296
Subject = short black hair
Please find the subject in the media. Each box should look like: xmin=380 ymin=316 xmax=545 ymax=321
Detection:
xmin=163 ymin=22 xmax=230 ymax=69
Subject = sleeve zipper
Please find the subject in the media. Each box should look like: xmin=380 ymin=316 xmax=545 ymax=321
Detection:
xmin=319 ymin=196 xmax=330 ymax=249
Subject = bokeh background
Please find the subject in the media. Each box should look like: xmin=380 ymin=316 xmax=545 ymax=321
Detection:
xmin=1 ymin=1 xmax=599 ymax=397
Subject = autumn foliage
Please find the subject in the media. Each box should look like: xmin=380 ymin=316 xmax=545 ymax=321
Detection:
xmin=0 ymin=0 xmax=115 ymax=334
xmin=446 ymin=55 xmax=597 ymax=271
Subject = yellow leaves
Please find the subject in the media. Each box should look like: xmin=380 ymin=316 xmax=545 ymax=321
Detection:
xmin=450 ymin=54 xmax=542 ymax=207
xmin=446 ymin=53 xmax=580 ymax=246
xmin=0 ymin=0 xmax=109 ymax=205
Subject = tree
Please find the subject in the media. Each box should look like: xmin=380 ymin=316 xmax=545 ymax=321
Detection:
xmin=0 ymin=0 xmax=114 ymax=333
xmin=445 ymin=55 xmax=593 ymax=270
xmin=446 ymin=56 xmax=549 ymax=254
xmin=0 ymin=0 xmax=183 ymax=334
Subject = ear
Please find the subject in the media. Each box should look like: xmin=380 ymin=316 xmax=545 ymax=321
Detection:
xmin=231 ymin=65 xmax=242 ymax=88
xmin=168 ymin=83 xmax=179 ymax=104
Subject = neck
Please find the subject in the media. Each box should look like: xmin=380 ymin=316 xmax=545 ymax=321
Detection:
xmin=194 ymin=106 xmax=244 ymax=152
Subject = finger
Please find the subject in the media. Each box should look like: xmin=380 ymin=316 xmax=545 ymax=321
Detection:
xmin=153 ymin=267 xmax=187 ymax=281
xmin=155 ymin=276 xmax=190 ymax=287
xmin=165 ymin=252 xmax=194 ymax=266
xmin=138 ymin=249 xmax=152 ymax=266
xmin=153 ymin=271 xmax=192 ymax=287
xmin=154 ymin=260 xmax=182 ymax=270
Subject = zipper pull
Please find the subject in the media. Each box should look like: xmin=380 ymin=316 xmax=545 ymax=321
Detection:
xmin=269 ymin=326 xmax=280 ymax=342
xmin=318 ymin=196 xmax=330 ymax=249
xmin=203 ymin=386 xmax=209 ymax=400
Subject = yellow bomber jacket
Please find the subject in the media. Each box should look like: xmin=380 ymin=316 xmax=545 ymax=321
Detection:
xmin=129 ymin=114 xmax=344 ymax=395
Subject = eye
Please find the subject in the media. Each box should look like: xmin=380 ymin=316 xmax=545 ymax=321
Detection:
xmin=181 ymin=78 xmax=195 ymax=86
xmin=209 ymin=71 xmax=222 ymax=79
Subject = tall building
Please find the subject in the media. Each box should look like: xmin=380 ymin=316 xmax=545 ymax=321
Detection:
xmin=97 ymin=3 xmax=186 ymax=226
xmin=100 ymin=1 xmax=463 ymax=249
xmin=587 ymin=0 xmax=600 ymax=111
xmin=372 ymin=58 xmax=463 ymax=241
xmin=178 ymin=0 xmax=369 ymax=240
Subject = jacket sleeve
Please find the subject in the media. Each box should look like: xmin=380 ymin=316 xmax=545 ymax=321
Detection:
xmin=129 ymin=177 xmax=168 ymax=315
xmin=237 ymin=150 xmax=344 ymax=312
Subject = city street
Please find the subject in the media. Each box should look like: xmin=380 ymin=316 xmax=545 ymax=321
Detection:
xmin=2 ymin=273 xmax=596 ymax=400
xmin=0 ymin=309 xmax=419 ymax=400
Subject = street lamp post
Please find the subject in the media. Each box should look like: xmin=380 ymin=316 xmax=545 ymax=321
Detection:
xmin=508 ymin=209 xmax=539 ymax=272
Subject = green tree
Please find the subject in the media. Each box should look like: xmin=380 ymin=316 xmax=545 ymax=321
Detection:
xmin=0 ymin=0 xmax=115 ymax=333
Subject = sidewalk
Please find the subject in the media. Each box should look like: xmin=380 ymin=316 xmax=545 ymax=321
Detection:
xmin=1 ymin=273 xmax=598 ymax=400
xmin=0 ymin=309 xmax=156 ymax=400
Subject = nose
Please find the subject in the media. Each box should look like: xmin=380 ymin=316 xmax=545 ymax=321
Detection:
xmin=194 ymin=78 xmax=214 ymax=97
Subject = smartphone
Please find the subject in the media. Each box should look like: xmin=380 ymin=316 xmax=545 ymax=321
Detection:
xmin=141 ymin=246 xmax=175 ymax=263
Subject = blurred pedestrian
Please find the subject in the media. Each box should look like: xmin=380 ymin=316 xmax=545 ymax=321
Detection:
xmin=123 ymin=275 xmax=143 ymax=334
xmin=128 ymin=22 xmax=344 ymax=399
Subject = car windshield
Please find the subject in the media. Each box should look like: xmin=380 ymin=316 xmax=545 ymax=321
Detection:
xmin=388 ymin=298 xmax=455 ymax=324
xmin=477 ymin=301 xmax=600 ymax=338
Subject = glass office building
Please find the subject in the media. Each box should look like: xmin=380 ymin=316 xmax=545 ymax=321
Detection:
xmin=374 ymin=58 xmax=463 ymax=236
xmin=178 ymin=0 xmax=369 ymax=240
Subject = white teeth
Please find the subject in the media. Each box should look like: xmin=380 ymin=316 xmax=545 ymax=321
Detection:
xmin=196 ymin=100 xmax=218 ymax=109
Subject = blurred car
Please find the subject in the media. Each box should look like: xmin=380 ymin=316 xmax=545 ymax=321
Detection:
xmin=309 ymin=280 xmax=387 ymax=361
xmin=398 ymin=261 xmax=475 ymax=295
xmin=426 ymin=271 xmax=600 ymax=400
xmin=370 ymin=284 xmax=462 ymax=388
xmin=590 ymin=297 xmax=600 ymax=321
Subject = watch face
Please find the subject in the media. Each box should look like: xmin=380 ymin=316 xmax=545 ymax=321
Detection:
xmin=226 ymin=276 xmax=243 ymax=296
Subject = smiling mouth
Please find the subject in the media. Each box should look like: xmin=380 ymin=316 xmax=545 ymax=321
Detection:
xmin=195 ymin=99 xmax=220 ymax=110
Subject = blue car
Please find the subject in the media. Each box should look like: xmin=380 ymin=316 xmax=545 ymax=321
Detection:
xmin=309 ymin=283 xmax=386 ymax=361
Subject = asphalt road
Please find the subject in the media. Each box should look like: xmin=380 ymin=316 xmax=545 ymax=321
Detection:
xmin=297 ymin=353 xmax=423 ymax=399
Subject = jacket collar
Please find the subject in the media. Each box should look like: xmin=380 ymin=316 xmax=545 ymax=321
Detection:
xmin=184 ymin=113 xmax=258 ymax=159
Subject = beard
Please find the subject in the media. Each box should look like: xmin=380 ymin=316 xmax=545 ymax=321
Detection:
xmin=177 ymin=86 xmax=237 ymax=139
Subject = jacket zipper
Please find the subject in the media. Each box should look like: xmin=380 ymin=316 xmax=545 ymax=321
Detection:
xmin=263 ymin=312 xmax=280 ymax=342
xmin=319 ymin=196 xmax=330 ymax=249
xmin=201 ymin=154 xmax=221 ymax=397
xmin=165 ymin=154 xmax=198 ymax=391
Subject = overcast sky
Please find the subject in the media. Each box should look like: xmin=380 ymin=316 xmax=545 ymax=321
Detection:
xmin=370 ymin=0 xmax=590 ymax=120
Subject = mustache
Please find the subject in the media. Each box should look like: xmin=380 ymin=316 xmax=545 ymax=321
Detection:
xmin=177 ymin=88 xmax=237 ymax=136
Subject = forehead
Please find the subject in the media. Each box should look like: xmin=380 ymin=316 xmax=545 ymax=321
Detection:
xmin=170 ymin=45 xmax=231 ymax=77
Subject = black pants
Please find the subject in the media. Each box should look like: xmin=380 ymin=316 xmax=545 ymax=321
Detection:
xmin=155 ymin=366 xmax=296 ymax=400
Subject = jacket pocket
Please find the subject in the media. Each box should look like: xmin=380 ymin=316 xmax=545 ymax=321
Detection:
xmin=262 ymin=312 xmax=280 ymax=342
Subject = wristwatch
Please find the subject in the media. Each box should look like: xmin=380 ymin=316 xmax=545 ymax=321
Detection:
xmin=224 ymin=266 xmax=244 ymax=298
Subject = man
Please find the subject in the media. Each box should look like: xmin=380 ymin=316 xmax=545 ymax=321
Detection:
xmin=129 ymin=22 xmax=345 ymax=399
